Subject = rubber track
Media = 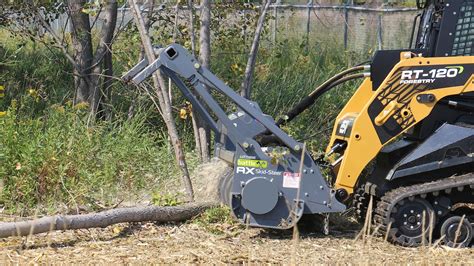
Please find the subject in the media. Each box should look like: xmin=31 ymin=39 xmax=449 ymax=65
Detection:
xmin=374 ymin=173 xmax=474 ymax=241
xmin=353 ymin=187 xmax=369 ymax=222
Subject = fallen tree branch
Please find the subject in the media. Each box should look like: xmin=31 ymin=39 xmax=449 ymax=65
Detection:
xmin=0 ymin=202 xmax=216 ymax=239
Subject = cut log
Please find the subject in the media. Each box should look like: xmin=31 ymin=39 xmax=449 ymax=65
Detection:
xmin=0 ymin=202 xmax=216 ymax=238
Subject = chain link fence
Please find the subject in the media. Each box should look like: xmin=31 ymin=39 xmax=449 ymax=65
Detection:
xmin=50 ymin=3 xmax=420 ymax=53
xmin=271 ymin=5 xmax=418 ymax=52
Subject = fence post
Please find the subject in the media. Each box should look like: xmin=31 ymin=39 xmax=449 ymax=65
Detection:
xmin=344 ymin=1 xmax=349 ymax=50
xmin=306 ymin=0 xmax=313 ymax=50
xmin=243 ymin=9 xmax=247 ymax=45
xmin=377 ymin=13 xmax=383 ymax=50
xmin=272 ymin=0 xmax=281 ymax=44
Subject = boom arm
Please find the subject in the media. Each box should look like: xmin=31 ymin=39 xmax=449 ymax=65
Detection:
xmin=123 ymin=44 xmax=302 ymax=153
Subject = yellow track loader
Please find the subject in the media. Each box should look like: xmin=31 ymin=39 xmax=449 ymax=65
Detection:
xmin=124 ymin=0 xmax=474 ymax=247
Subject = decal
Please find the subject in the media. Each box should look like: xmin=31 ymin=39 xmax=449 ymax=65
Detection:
xmin=255 ymin=169 xmax=282 ymax=176
xmin=336 ymin=116 xmax=355 ymax=137
xmin=236 ymin=167 xmax=255 ymax=175
xmin=282 ymin=172 xmax=301 ymax=188
xmin=400 ymin=66 xmax=463 ymax=84
xmin=238 ymin=155 xmax=256 ymax=160
xmin=237 ymin=159 xmax=268 ymax=169
xmin=235 ymin=167 xmax=282 ymax=176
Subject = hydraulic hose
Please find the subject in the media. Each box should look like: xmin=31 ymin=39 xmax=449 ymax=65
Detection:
xmin=257 ymin=72 xmax=370 ymax=146
xmin=276 ymin=66 xmax=370 ymax=126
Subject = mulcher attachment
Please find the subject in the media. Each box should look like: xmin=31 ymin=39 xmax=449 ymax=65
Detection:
xmin=122 ymin=44 xmax=346 ymax=229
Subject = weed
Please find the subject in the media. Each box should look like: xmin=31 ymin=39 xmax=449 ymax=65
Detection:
xmin=194 ymin=206 xmax=242 ymax=234
xmin=151 ymin=192 xmax=183 ymax=207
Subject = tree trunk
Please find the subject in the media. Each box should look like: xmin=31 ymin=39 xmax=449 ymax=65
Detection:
xmin=199 ymin=0 xmax=211 ymax=68
xmin=0 ymin=203 xmax=215 ymax=239
xmin=89 ymin=0 xmax=118 ymax=116
xmin=188 ymin=0 xmax=197 ymax=55
xmin=197 ymin=0 xmax=212 ymax=163
xmin=128 ymin=0 xmax=194 ymax=202
xmin=240 ymin=0 xmax=272 ymax=99
xmin=68 ymin=0 xmax=94 ymax=104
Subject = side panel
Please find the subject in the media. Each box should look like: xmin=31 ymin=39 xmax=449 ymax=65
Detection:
xmin=389 ymin=123 xmax=474 ymax=180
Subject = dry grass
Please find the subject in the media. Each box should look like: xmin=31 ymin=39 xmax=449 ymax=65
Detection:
xmin=0 ymin=220 xmax=472 ymax=264
xmin=0 ymin=160 xmax=472 ymax=264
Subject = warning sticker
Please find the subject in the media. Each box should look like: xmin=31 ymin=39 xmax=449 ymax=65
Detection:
xmin=282 ymin=172 xmax=301 ymax=188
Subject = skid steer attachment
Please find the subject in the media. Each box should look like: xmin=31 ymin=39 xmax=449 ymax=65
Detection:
xmin=123 ymin=44 xmax=345 ymax=229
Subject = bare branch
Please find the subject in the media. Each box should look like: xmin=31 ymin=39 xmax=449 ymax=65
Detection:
xmin=240 ymin=0 xmax=272 ymax=99
xmin=128 ymin=0 xmax=194 ymax=202
xmin=35 ymin=9 xmax=79 ymax=70
xmin=0 ymin=203 xmax=216 ymax=238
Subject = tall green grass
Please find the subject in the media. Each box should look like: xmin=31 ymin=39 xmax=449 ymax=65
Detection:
xmin=0 ymin=98 xmax=188 ymax=214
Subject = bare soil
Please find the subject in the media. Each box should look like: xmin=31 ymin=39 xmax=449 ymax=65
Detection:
xmin=1 ymin=220 xmax=473 ymax=264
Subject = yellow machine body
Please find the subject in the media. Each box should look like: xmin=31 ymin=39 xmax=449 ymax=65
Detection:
xmin=327 ymin=53 xmax=474 ymax=194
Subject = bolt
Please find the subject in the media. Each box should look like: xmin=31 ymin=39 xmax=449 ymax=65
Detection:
xmin=323 ymin=201 xmax=327 ymax=205
xmin=434 ymin=201 xmax=438 ymax=205
xmin=410 ymin=226 xmax=414 ymax=229
xmin=294 ymin=145 xmax=300 ymax=151
xmin=303 ymin=169 xmax=307 ymax=174
xmin=305 ymin=193 xmax=309 ymax=197
xmin=310 ymin=169 xmax=314 ymax=174
xmin=417 ymin=214 xmax=420 ymax=218
xmin=438 ymin=211 xmax=442 ymax=215
xmin=404 ymin=214 xmax=408 ymax=218
xmin=320 ymin=186 xmax=324 ymax=190
xmin=279 ymin=192 xmax=283 ymax=196
xmin=193 ymin=63 xmax=200 ymax=69
xmin=242 ymin=142 xmax=249 ymax=149
xmin=417 ymin=222 xmax=421 ymax=225
xmin=404 ymin=222 xmax=408 ymax=225
xmin=410 ymin=210 xmax=414 ymax=214
xmin=240 ymin=181 xmax=245 ymax=187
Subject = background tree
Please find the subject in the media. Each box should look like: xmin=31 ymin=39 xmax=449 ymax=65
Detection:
xmin=241 ymin=0 xmax=272 ymax=99
xmin=2 ymin=0 xmax=118 ymax=117
xmin=195 ymin=0 xmax=212 ymax=162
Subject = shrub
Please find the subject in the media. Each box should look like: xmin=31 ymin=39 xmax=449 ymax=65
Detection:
xmin=0 ymin=99 xmax=179 ymax=214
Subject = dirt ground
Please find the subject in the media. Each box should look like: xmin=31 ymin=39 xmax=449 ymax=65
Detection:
xmin=1 ymin=161 xmax=472 ymax=264
xmin=1 ymin=220 xmax=473 ymax=264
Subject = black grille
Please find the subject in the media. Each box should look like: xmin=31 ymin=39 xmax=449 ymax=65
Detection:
xmin=452 ymin=0 xmax=474 ymax=56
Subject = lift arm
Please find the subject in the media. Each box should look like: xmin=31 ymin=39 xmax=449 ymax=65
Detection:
xmin=123 ymin=44 xmax=302 ymax=153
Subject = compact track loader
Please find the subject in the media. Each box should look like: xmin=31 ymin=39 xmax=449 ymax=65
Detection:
xmin=124 ymin=0 xmax=474 ymax=247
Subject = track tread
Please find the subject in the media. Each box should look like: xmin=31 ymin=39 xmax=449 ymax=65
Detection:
xmin=374 ymin=173 xmax=474 ymax=246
